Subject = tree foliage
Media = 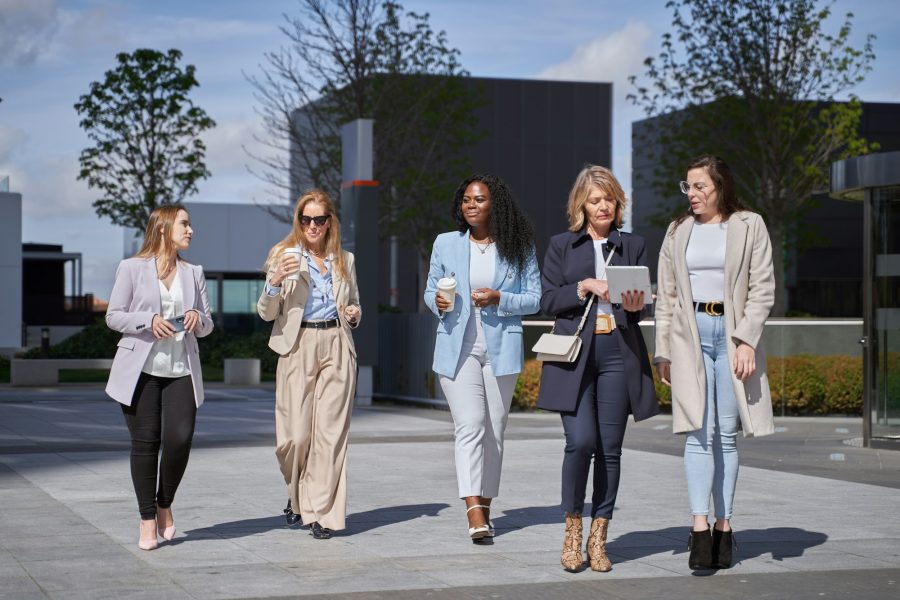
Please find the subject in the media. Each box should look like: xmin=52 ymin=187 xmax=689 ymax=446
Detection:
xmin=247 ymin=0 xmax=481 ymax=258
xmin=75 ymin=49 xmax=216 ymax=230
xmin=629 ymin=0 xmax=876 ymax=315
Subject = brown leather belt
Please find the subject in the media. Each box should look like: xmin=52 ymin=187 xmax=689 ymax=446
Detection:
xmin=695 ymin=302 xmax=724 ymax=316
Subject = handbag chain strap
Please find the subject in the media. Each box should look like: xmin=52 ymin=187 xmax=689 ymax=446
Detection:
xmin=554 ymin=241 xmax=617 ymax=336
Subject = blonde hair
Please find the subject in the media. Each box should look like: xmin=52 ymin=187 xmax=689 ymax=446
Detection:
xmin=134 ymin=204 xmax=188 ymax=279
xmin=264 ymin=190 xmax=347 ymax=279
xmin=566 ymin=165 xmax=626 ymax=232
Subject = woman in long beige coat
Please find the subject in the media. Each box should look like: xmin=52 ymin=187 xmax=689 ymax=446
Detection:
xmin=258 ymin=190 xmax=361 ymax=540
xmin=654 ymin=156 xmax=774 ymax=570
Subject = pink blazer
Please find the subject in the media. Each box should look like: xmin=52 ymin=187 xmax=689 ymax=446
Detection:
xmin=105 ymin=257 xmax=214 ymax=407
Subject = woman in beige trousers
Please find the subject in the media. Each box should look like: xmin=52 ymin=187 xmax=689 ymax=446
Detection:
xmin=258 ymin=190 xmax=361 ymax=540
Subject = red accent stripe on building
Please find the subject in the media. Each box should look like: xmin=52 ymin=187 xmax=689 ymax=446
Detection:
xmin=340 ymin=180 xmax=380 ymax=189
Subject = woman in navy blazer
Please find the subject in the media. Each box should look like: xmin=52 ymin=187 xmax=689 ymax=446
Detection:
xmin=424 ymin=174 xmax=540 ymax=542
xmin=106 ymin=204 xmax=213 ymax=550
xmin=537 ymin=166 xmax=658 ymax=572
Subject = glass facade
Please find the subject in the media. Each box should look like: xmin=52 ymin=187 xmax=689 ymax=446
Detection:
xmin=872 ymin=186 xmax=900 ymax=441
xmin=832 ymin=151 xmax=900 ymax=449
xmin=205 ymin=274 xmax=270 ymax=335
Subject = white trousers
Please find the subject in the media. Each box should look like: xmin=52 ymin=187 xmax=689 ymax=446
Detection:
xmin=439 ymin=309 xmax=517 ymax=498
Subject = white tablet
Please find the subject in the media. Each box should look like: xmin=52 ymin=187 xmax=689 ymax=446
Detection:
xmin=604 ymin=266 xmax=653 ymax=305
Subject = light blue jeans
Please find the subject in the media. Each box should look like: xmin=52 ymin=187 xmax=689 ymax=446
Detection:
xmin=684 ymin=311 xmax=739 ymax=520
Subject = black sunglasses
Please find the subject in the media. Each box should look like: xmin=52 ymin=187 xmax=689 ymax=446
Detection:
xmin=299 ymin=215 xmax=330 ymax=227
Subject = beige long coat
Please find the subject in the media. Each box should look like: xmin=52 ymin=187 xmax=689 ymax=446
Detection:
xmin=654 ymin=211 xmax=775 ymax=437
xmin=257 ymin=250 xmax=361 ymax=354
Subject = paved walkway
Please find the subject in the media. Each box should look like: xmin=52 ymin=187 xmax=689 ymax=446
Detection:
xmin=1 ymin=384 xmax=898 ymax=599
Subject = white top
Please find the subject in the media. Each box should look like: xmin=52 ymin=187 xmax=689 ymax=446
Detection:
xmin=142 ymin=273 xmax=190 ymax=378
xmin=593 ymin=240 xmax=613 ymax=317
xmin=686 ymin=221 xmax=728 ymax=302
xmin=469 ymin=239 xmax=497 ymax=305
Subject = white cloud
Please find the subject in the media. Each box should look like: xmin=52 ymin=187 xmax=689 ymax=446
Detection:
xmin=15 ymin=154 xmax=95 ymax=219
xmin=537 ymin=21 xmax=652 ymax=85
xmin=0 ymin=125 xmax=29 ymax=163
xmin=0 ymin=0 xmax=59 ymax=65
xmin=537 ymin=22 xmax=654 ymax=201
xmin=202 ymin=115 xmax=265 ymax=174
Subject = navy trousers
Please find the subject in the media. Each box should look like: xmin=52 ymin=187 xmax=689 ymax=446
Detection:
xmin=559 ymin=331 xmax=629 ymax=519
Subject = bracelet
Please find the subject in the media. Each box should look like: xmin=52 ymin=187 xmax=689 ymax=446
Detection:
xmin=576 ymin=280 xmax=587 ymax=302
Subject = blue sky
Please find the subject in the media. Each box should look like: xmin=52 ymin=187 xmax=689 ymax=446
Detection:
xmin=2 ymin=0 xmax=898 ymax=298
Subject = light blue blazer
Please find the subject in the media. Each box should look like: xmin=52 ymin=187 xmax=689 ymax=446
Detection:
xmin=424 ymin=231 xmax=541 ymax=378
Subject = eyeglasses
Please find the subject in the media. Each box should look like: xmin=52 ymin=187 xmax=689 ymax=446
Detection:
xmin=679 ymin=181 xmax=713 ymax=195
xmin=299 ymin=215 xmax=330 ymax=227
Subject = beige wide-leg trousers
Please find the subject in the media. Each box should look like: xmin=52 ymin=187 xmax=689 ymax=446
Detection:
xmin=275 ymin=326 xmax=356 ymax=531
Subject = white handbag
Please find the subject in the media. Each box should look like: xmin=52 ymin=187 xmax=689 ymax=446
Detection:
xmin=532 ymin=244 xmax=614 ymax=363
xmin=532 ymin=295 xmax=594 ymax=362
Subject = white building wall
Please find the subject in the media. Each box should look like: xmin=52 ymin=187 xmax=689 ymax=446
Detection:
xmin=125 ymin=203 xmax=290 ymax=272
xmin=0 ymin=192 xmax=23 ymax=348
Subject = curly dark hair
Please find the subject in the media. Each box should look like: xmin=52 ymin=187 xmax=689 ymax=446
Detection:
xmin=452 ymin=173 xmax=535 ymax=274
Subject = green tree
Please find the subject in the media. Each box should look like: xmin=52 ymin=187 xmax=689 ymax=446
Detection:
xmin=629 ymin=0 xmax=876 ymax=315
xmin=75 ymin=49 xmax=216 ymax=230
xmin=247 ymin=0 xmax=481 ymax=259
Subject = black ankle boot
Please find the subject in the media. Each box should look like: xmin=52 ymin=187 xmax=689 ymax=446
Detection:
xmin=712 ymin=528 xmax=734 ymax=569
xmin=284 ymin=499 xmax=301 ymax=526
xmin=688 ymin=528 xmax=713 ymax=569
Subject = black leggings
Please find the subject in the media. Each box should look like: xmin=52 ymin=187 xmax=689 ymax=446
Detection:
xmin=121 ymin=373 xmax=197 ymax=520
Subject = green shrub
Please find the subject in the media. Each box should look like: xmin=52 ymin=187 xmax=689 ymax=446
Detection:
xmin=512 ymin=359 xmax=542 ymax=410
xmin=18 ymin=317 xmax=280 ymax=375
xmin=512 ymin=354 xmax=864 ymax=416
xmin=20 ymin=317 xmax=118 ymax=358
xmin=768 ymin=355 xmax=863 ymax=415
xmin=197 ymin=329 xmax=277 ymax=373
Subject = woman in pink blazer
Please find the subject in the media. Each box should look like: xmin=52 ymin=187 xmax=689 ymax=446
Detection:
xmin=105 ymin=204 xmax=213 ymax=550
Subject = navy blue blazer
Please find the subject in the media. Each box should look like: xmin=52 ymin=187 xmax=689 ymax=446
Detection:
xmin=536 ymin=228 xmax=659 ymax=419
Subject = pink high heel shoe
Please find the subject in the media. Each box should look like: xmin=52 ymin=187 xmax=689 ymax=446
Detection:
xmin=139 ymin=519 xmax=159 ymax=551
xmin=156 ymin=506 xmax=176 ymax=541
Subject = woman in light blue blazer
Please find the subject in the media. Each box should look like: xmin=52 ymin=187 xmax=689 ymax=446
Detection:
xmin=424 ymin=173 xmax=541 ymax=542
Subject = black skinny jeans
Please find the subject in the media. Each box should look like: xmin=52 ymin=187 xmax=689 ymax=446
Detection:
xmin=121 ymin=373 xmax=197 ymax=520
xmin=559 ymin=331 xmax=629 ymax=519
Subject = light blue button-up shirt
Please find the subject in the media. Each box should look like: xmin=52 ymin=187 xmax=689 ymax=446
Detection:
xmin=265 ymin=251 xmax=339 ymax=321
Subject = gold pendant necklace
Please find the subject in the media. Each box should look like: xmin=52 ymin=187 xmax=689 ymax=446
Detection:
xmin=472 ymin=238 xmax=493 ymax=255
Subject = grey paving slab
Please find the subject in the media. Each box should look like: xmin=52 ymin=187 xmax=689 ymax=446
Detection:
xmin=1 ymin=391 xmax=899 ymax=599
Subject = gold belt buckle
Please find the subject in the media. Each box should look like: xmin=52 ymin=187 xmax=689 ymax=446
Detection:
xmin=594 ymin=314 xmax=614 ymax=335
xmin=705 ymin=302 xmax=723 ymax=317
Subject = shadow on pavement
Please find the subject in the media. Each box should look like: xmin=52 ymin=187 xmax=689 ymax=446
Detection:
xmin=607 ymin=526 xmax=829 ymax=569
xmin=179 ymin=503 xmax=453 ymax=541
xmin=180 ymin=515 xmax=289 ymax=541
xmin=346 ymin=503 xmax=451 ymax=535
xmin=492 ymin=504 xmax=562 ymax=537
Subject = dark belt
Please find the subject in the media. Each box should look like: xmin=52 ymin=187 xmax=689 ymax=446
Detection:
xmin=695 ymin=301 xmax=724 ymax=316
xmin=300 ymin=319 xmax=340 ymax=329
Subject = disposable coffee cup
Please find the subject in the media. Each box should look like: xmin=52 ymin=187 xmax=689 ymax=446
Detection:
xmin=437 ymin=277 xmax=457 ymax=305
xmin=282 ymin=247 xmax=302 ymax=281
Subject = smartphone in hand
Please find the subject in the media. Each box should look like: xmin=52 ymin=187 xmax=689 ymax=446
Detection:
xmin=166 ymin=315 xmax=186 ymax=333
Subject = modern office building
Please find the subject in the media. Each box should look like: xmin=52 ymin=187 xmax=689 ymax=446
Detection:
xmin=164 ymin=75 xmax=615 ymax=333
xmin=632 ymin=101 xmax=900 ymax=317
xmin=293 ymin=76 xmax=614 ymax=314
